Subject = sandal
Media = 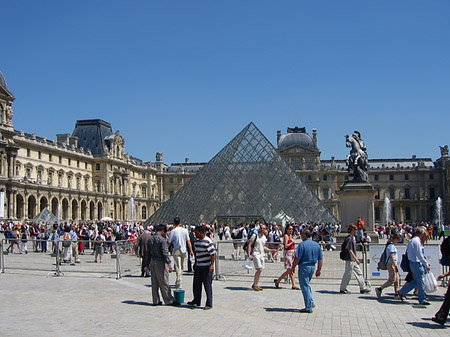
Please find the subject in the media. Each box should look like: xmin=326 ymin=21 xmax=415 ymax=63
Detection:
xmin=273 ymin=279 xmax=280 ymax=289
xmin=292 ymin=286 xmax=300 ymax=290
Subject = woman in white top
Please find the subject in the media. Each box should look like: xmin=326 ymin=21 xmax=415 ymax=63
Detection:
xmin=375 ymin=233 xmax=402 ymax=299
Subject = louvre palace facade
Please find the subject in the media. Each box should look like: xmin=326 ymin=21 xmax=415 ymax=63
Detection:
xmin=0 ymin=72 xmax=166 ymax=223
xmin=1 ymin=70 xmax=449 ymax=225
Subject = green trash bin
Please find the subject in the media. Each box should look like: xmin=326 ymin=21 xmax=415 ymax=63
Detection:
xmin=173 ymin=289 xmax=185 ymax=304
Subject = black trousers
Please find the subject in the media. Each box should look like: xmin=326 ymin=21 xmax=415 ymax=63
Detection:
xmin=435 ymin=283 xmax=450 ymax=322
xmin=192 ymin=266 xmax=213 ymax=307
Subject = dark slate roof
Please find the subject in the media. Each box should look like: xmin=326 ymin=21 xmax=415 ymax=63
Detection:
xmin=72 ymin=119 xmax=113 ymax=156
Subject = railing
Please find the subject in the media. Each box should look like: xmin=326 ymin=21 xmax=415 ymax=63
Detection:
xmin=0 ymin=238 xmax=143 ymax=280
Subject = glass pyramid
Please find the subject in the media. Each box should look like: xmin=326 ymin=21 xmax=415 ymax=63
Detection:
xmin=146 ymin=122 xmax=337 ymax=225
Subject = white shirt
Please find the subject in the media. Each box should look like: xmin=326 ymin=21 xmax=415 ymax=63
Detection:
xmin=407 ymin=236 xmax=428 ymax=267
xmin=168 ymin=226 xmax=190 ymax=254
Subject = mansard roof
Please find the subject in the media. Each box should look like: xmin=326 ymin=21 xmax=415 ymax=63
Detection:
xmin=71 ymin=119 xmax=113 ymax=156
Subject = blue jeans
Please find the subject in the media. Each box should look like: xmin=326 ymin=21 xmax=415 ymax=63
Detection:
xmin=399 ymin=261 xmax=426 ymax=303
xmin=298 ymin=264 xmax=315 ymax=311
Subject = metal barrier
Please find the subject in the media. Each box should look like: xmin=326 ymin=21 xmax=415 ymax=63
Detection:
xmin=0 ymin=238 xmax=142 ymax=280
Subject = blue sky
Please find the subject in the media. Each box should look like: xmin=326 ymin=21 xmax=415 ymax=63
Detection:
xmin=2 ymin=1 xmax=450 ymax=164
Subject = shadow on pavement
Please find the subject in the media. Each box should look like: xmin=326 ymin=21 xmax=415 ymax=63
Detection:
xmin=264 ymin=307 xmax=300 ymax=313
xmin=121 ymin=300 xmax=152 ymax=306
xmin=225 ymin=286 xmax=252 ymax=291
xmin=408 ymin=319 xmax=448 ymax=329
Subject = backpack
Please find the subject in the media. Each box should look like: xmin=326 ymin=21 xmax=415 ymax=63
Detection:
xmin=231 ymin=229 xmax=237 ymax=240
xmin=243 ymin=233 xmax=257 ymax=255
xmin=340 ymin=235 xmax=350 ymax=260
xmin=440 ymin=236 xmax=450 ymax=266
xmin=377 ymin=245 xmax=388 ymax=271
xmin=232 ymin=228 xmax=243 ymax=240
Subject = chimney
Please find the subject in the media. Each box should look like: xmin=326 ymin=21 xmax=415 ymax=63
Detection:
xmin=69 ymin=136 xmax=78 ymax=149
xmin=277 ymin=130 xmax=281 ymax=144
xmin=56 ymin=133 xmax=70 ymax=146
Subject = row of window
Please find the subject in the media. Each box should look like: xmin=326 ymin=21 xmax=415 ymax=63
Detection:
xmin=26 ymin=149 xmax=154 ymax=180
xmin=374 ymin=173 xmax=434 ymax=181
xmin=319 ymin=187 xmax=438 ymax=201
xmin=374 ymin=187 xmax=436 ymax=200
xmin=95 ymin=164 xmax=153 ymax=180
xmin=26 ymin=148 xmax=90 ymax=169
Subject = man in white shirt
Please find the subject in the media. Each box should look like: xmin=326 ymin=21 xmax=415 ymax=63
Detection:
xmin=248 ymin=224 xmax=277 ymax=291
xmin=168 ymin=217 xmax=193 ymax=289
xmin=398 ymin=226 xmax=431 ymax=305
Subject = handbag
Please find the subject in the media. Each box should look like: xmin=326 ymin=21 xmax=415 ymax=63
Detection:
xmin=242 ymin=257 xmax=253 ymax=270
xmin=400 ymin=252 xmax=410 ymax=273
xmin=62 ymin=240 xmax=71 ymax=248
xmin=424 ymin=272 xmax=438 ymax=293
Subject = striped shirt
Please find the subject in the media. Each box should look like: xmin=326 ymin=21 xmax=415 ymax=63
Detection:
xmin=194 ymin=236 xmax=216 ymax=267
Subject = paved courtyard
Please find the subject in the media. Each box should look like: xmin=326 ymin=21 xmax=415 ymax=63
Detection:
xmin=0 ymin=240 xmax=448 ymax=337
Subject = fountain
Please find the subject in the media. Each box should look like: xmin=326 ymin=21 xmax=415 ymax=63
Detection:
xmin=435 ymin=197 xmax=444 ymax=225
xmin=383 ymin=197 xmax=392 ymax=226
xmin=57 ymin=204 xmax=61 ymax=225
xmin=130 ymin=197 xmax=135 ymax=224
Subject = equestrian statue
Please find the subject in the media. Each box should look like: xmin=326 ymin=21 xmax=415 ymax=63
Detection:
xmin=345 ymin=131 xmax=369 ymax=183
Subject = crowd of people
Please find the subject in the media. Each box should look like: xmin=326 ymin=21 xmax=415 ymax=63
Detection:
xmin=1 ymin=218 xmax=449 ymax=324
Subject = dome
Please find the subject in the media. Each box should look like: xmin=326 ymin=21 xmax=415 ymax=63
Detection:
xmin=278 ymin=131 xmax=315 ymax=149
xmin=0 ymin=71 xmax=7 ymax=89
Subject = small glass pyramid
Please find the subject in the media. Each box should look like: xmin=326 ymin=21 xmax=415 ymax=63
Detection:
xmin=146 ymin=122 xmax=337 ymax=225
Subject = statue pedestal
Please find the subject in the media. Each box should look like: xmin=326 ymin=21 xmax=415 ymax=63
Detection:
xmin=336 ymin=182 xmax=379 ymax=243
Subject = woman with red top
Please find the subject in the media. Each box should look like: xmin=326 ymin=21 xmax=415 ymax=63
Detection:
xmin=274 ymin=224 xmax=300 ymax=289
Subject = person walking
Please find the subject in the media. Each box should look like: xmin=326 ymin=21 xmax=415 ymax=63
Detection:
xmin=291 ymin=229 xmax=323 ymax=313
xmin=274 ymin=224 xmax=300 ymax=290
xmin=187 ymin=225 xmax=216 ymax=309
xmin=398 ymin=226 xmax=431 ymax=305
xmin=135 ymin=228 xmax=152 ymax=277
xmin=248 ymin=223 xmax=277 ymax=291
xmin=143 ymin=224 xmax=178 ymax=306
xmin=168 ymin=217 xmax=193 ymax=289
xmin=432 ymin=269 xmax=450 ymax=325
xmin=340 ymin=224 xmax=370 ymax=294
xmin=375 ymin=233 xmax=402 ymax=299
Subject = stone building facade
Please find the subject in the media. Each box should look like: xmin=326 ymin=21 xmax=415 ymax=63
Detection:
xmin=277 ymin=126 xmax=449 ymax=225
xmin=0 ymin=72 xmax=163 ymax=223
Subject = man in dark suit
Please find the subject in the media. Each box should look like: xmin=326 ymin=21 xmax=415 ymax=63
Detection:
xmin=136 ymin=228 xmax=152 ymax=277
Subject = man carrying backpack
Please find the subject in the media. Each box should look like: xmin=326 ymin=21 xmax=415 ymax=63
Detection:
xmin=231 ymin=224 xmax=247 ymax=260
xmin=340 ymin=224 xmax=370 ymax=294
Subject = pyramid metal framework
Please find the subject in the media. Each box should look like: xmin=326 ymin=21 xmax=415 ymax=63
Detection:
xmin=146 ymin=122 xmax=337 ymax=225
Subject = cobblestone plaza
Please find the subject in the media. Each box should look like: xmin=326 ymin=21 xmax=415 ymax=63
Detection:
xmin=1 ymin=236 xmax=448 ymax=337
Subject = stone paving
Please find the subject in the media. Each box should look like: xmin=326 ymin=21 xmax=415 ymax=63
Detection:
xmin=0 ymin=240 xmax=449 ymax=337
